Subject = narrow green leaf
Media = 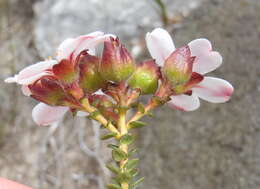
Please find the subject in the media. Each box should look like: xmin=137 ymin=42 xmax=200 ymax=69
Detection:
xmin=124 ymin=159 xmax=139 ymax=170
xmin=112 ymin=148 xmax=128 ymax=162
xmin=120 ymin=134 xmax=134 ymax=145
xmin=129 ymin=168 xmax=139 ymax=177
xmin=133 ymin=177 xmax=144 ymax=187
xmin=107 ymin=183 xmax=122 ymax=189
xmin=101 ymin=132 xmax=117 ymax=140
xmin=107 ymin=144 xmax=119 ymax=150
xmin=137 ymin=103 xmax=145 ymax=113
xmin=128 ymin=148 xmax=139 ymax=157
xmin=129 ymin=121 xmax=146 ymax=129
xmin=106 ymin=163 xmax=120 ymax=174
xmin=117 ymin=172 xmax=132 ymax=183
xmin=146 ymin=111 xmax=154 ymax=117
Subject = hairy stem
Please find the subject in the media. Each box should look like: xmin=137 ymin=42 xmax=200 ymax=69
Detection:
xmin=118 ymin=109 xmax=129 ymax=189
xmin=81 ymin=98 xmax=120 ymax=137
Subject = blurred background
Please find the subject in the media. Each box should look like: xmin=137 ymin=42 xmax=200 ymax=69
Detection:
xmin=0 ymin=0 xmax=260 ymax=188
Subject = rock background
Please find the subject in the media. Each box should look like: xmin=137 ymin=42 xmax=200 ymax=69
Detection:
xmin=0 ymin=0 xmax=259 ymax=189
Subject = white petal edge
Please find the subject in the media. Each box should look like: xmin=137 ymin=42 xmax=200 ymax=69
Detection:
xmin=4 ymin=75 xmax=18 ymax=83
xmin=146 ymin=28 xmax=175 ymax=66
xmin=192 ymin=76 xmax=234 ymax=103
xmin=168 ymin=94 xmax=200 ymax=111
xmin=56 ymin=31 xmax=109 ymax=61
xmin=188 ymin=38 xmax=222 ymax=74
xmin=32 ymin=103 xmax=69 ymax=126
xmin=21 ymin=85 xmax=31 ymax=96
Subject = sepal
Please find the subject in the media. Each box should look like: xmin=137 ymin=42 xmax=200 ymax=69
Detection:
xmin=100 ymin=37 xmax=136 ymax=82
xmin=162 ymin=46 xmax=194 ymax=86
xmin=128 ymin=60 xmax=160 ymax=94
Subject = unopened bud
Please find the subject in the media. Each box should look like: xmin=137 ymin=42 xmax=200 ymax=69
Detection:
xmin=100 ymin=37 xmax=136 ymax=82
xmin=79 ymin=53 xmax=106 ymax=93
xmin=128 ymin=60 xmax=160 ymax=94
xmin=162 ymin=46 xmax=194 ymax=86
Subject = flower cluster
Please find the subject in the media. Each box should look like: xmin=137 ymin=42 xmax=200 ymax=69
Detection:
xmin=5 ymin=28 xmax=233 ymax=126
xmin=4 ymin=28 xmax=234 ymax=189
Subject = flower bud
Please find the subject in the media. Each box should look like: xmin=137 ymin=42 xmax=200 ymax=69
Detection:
xmin=52 ymin=59 xmax=78 ymax=83
xmin=79 ymin=53 xmax=106 ymax=93
xmin=162 ymin=46 xmax=195 ymax=86
xmin=100 ymin=37 xmax=136 ymax=82
xmin=128 ymin=60 xmax=160 ymax=94
xmin=28 ymin=76 xmax=66 ymax=106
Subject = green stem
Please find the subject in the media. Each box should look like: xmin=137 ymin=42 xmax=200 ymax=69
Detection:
xmin=118 ymin=109 xmax=129 ymax=189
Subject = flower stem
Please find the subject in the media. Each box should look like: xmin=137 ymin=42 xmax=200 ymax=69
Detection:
xmin=118 ymin=108 xmax=129 ymax=189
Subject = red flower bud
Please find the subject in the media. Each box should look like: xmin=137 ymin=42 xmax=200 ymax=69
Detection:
xmin=100 ymin=37 xmax=136 ymax=82
xmin=28 ymin=76 xmax=66 ymax=106
xmin=162 ymin=46 xmax=195 ymax=86
xmin=79 ymin=53 xmax=106 ymax=93
xmin=128 ymin=60 xmax=160 ymax=94
xmin=52 ymin=59 xmax=78 ymax=83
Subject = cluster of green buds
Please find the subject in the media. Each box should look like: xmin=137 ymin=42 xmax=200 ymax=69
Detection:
xmin=5 ymin=28 xmax=233 ymax=189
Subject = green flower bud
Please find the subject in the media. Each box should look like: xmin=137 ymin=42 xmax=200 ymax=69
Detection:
xmin=79 ymin=53 xmax=106 ymax=93
xmin=162 ymin=46 xmax=195 ymax=86
xmin=100 ymin=37 xmax=136 ymax=82
xmin=128 ymin=60 xmax=160 ymax=94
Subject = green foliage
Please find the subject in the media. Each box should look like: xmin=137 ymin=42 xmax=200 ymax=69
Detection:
xmin=129 ymin=121 xmax=146 ymax=129
xmin=107 ymin=183 xmax=122 ymax=189
xmin=120 ymin=134 xmax=134 ymax=145
xmin=124 ymin=159 xmax=139 ymax=170
xmin=112 ymin=148 xmax=128 ymax=162
xmin=101 ymin=132 xmax=117 ymax=140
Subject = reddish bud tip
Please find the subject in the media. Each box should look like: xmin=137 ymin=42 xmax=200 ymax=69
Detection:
xmin=100 ymin=38 xmax=136 ymax=82
xmin=163 ymin=46 xmax=194 ymax=86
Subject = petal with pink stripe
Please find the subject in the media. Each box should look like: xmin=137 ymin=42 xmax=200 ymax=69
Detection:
xmin=192 ymin=76 xmax=234 ymax=103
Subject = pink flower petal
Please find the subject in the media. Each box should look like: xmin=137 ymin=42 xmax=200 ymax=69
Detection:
xmin=21 ymin=85 xmax=31 ymax=96
xmin=0 ymin=178 xmax=32 ymax=189
xmin=56 ymin=31 xmax=115 ymax=61
xmin=18 ymin=71 xmax=51 ymax=85
xmin=188 ymin=38 xmax=222 ymax=74
xmin=168 ymin=94 xmax=200 ymax=111
xmin=17 ymin=60 xmax=57 ymax=82
xmin=4 ymin=75 xmax=18 ymax=83
xmin=192 ymin=76 xmax=234 ymax=103
xmin=32 ymin=103 xmax=68 ymax=126
xmin=146 ymin=28 xmax=175 ymax=66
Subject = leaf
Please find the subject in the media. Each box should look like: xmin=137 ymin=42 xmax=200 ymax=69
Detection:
xmin=146 ymin=111 xmax=154 ymax=117
xmin=120 ymin=134 xmax=134 ymax=145
xmin=137 ymin=103 xmax=145 ymax=113
xmin=124 ymin=159 xmax=139 ymax=170
xmin=129 ymin=121 xmax=146 ymax=129
xmin=128 ymin=148 xmax=139 ymax=157
xmin=106 ymin=163 xmax=120 ymax=174
xmin=129 ymin=168 xmax=139 ymax=177
xmin=87 ymin=110 xmax=100 ymax=119
xmin=112 ymin=148 xmax=128 ymax=162
xmin=130 ymin=177 xmax=145 ymax=189
xmin=107 ymin=183 xmax=122 ymax=189
xmin=107 ymin=144 xmax=119 ymax=150
xmin=116 ymin=172 xmax=132 ymax=183
xmin=101 ymin=132 xmax=117 ymax=140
